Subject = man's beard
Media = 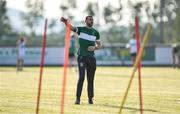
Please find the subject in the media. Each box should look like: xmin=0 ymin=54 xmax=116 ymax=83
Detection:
xmin=87 ymin=22 xmax=93 ymax=27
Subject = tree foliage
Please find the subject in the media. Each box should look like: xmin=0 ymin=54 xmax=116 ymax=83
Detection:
xmin=60 ymin=0 xmax=77 ymax=19
xmin=101 ymin=0 xmax=180 ymax=44
xmin=0 ymin=0 xmax=12 ymax=36
xmin=18 ymin=0 xmax=45 ymax=46
xmin=2 ymin=0 xmax=177 ymax=46
xmin=85 ymin=2 xmax=96 ymax=16
xmin=21 ymin=0 xmax=44 ymax=40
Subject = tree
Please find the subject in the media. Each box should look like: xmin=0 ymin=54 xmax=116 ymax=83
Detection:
xmin=104 ymin=4 xmax=114 ymax=24
xmin=0 ymin=0 xmax=12 ymax=36
xmin=21 ymin=0 xmax=44 ymax=44
xmin=120 ymin=0 xmax=179 ymax=43
xmin=85 ymin=2 xmax=96 ymax=16
xmin=173 ymin=0 xmax=180 ymax=43
xmin=154 ymin=0 xmax=179 ymax=43
xmin=60 ymin=0 xmax=77 ymax=19
xmin=103 ymin=0 xmax=122 ymax=26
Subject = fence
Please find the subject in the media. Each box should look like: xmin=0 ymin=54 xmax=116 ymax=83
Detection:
xmin=0 ymin=45 xmax=173 ymax=66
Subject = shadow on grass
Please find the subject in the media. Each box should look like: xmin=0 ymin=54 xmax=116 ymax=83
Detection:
xmin=96 ymin=103 xmax=162 ymax=113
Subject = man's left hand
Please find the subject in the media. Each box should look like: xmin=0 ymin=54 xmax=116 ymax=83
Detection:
xmin=87 ymin=46 xmax=95 ymax=51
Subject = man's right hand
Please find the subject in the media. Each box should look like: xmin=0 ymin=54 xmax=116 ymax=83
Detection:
xmin=60 ymin=17 xmax=67 ymax=24
xmin=60 ymin=17 xmax=77 ymax=32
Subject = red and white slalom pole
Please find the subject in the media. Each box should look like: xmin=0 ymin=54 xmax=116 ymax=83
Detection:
xmin=135 ymin=16 xmax=143 ymax=114
xmin=60 ymin=20 xmax=71 ymax=114
xmin=36 ymin=18 xmax=48 ymax=114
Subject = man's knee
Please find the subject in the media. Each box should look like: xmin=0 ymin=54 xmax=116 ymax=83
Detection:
xmin=78 ymin=76 xmax=85 ymax=83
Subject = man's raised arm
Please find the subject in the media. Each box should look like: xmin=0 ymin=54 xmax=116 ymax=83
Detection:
xmin=60 ymin=17 xmax=77 ymax=33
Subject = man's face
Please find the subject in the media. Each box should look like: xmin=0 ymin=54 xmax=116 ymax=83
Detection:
xmin=85 ymin=16 xmax=94 ymax=27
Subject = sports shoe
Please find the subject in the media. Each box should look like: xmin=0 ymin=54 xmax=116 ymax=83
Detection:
xmin=75 ymin=99 xmax=80 ymax=105
xmin=88 ymin=99 xmax=93 ymax=104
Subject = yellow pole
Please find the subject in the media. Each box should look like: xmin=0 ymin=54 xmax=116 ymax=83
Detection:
xmin=119 ymin=24 xmax=153 ymax=114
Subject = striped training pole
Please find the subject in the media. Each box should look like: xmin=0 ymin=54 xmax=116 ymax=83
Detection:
xmin=119 ymin=24 xmax=152 ymax=114
xmin=60 ymin=20 xmax=71 ymax=114
xmin=36 ymin=18 xmax=48 ymax=114
xmin=135 ymin=16 xmax=143 ymax=114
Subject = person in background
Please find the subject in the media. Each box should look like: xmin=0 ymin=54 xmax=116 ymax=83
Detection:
xmin=172 ymin=43 xmax=180 ymax=68
xmin=17 ymin=36 xmax=26 ymax=71
xmin=126 ymin=33 xmax=137 ymax=64
xmin=69 ymin=34 xmax=77 ymax=71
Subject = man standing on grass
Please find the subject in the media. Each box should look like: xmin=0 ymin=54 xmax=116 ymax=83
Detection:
xmin=60 ymin=16 xmax=102 ymax=104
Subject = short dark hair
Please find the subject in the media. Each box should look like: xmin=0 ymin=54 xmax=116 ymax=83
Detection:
xmin=85 ymin=16 xmax=93 ymax=20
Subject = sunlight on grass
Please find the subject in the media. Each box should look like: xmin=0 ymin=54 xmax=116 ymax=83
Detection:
xmin=0 ymin=67 xmax=180 ymax=114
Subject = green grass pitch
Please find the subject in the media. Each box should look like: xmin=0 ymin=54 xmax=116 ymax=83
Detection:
xmin=0 ymin=66 xmax=180 ymax=114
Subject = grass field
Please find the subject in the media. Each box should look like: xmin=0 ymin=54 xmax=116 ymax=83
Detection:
xmin=0 ymin=66 xmax=180 ymax=114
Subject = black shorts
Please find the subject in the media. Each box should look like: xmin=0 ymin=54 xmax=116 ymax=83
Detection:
xmin=131 ymin=53 xmax=136 ymax=58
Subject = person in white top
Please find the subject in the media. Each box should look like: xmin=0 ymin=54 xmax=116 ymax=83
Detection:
xmin=17 ymin=37 xmax=26 ymax=71
xmin=126 ymin=33 xmax=137 ymax=64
